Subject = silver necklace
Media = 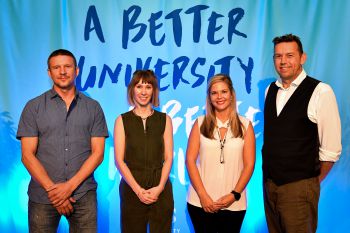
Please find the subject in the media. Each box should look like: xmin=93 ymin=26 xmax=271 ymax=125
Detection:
xmin=133 ymin=109 xmax=154 ymax=120
xmin=217 ymin=121 xmax=230 ymax=164
xmin=133 ymin=109 xmax=154 ymax=133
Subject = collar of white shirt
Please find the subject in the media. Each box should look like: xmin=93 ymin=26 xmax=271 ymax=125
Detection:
xmin=216 ymin=118 xmax=230 ymax=128
xmin=275 ymin=69 xmax=307 ymax=90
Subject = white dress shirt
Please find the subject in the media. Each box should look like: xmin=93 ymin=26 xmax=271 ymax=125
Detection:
xmin=266 ymin=69 xmax=342 ymax=162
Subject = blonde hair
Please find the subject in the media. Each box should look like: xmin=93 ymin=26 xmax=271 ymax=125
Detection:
xmin=200 ymin=74 xmax=244 ymax=139
xmin=127 ymin=70 xmax=160 ymax=107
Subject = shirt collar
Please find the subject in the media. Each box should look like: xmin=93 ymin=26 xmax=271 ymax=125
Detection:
xmin=216 ymin=118 xmax=230 ymax=128
xmin=49 ymin=87 xmax=80 ymax=100
xmin=275 ymin=69 xmax=307 ymax=89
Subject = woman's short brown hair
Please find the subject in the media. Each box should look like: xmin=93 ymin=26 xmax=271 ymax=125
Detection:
xmin=127 ymin=70 xmax=160 ymax=107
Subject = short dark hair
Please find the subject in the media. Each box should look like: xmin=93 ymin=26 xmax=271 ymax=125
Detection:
xmin=272 ymin=34 xmax=304 ymax=54
xmin=127 ymin=70 xmax=160 ymax=107
xmin=47 ymin=49 xmax=77 ymax=69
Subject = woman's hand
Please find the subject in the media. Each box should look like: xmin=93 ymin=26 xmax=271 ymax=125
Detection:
xmin=199 ymin=193 xmax=217 ymax=213
xmin=214 ymin=193 xmax=235 ymax=210
xmin=136 ymin=188 xmax=157 ymax=205
xmin=145 ymin=185 xmax=163 ymax=202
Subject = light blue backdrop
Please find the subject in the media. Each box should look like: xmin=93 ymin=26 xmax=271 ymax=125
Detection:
xmin=1 ymin=1 xmax=349 ymax=232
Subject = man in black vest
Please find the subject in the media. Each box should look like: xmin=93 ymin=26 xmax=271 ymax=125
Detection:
xmin=262 ymin=34 xmax=342 ymax=233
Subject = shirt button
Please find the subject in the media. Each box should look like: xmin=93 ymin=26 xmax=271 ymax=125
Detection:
xmin=65 ymin=148 xmax=68 ymax=151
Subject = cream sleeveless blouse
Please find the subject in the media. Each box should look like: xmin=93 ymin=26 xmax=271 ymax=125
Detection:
xmin=187 ymin=115 xmax=250 ymax=211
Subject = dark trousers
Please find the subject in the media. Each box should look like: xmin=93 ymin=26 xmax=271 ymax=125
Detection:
xmin=263 ymin=177 xmax=320 ymax=233
xmin=28 ymin=191 xmax=97 ymax=233
xmin=120 ymin=180 xmax=174 ymax=233
xmin=187 ymin=203 xmax=246 ymax=233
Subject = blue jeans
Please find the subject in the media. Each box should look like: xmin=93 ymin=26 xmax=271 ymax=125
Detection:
xmin=28 ymin=191 xmax=97 ymax=233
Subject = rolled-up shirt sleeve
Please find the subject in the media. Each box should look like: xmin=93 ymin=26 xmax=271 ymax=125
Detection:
xmin=309 ymin=83 xmax=342 ymax=162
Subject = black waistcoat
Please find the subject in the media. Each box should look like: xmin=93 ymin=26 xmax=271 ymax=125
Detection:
xmin=262 ymin=76 xmax=320 ymax=185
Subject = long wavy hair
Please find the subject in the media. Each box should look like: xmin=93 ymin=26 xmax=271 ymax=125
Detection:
xmin=200 ymin=74 xmax=244 ymax=139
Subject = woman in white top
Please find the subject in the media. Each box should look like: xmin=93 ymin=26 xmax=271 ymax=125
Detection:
xmin=186 ymin=74 xmax=255 ymax=233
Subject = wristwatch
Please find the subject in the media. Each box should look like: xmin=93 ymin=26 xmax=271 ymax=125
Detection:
xmin=231 ymin=190 xmax=241 ymax=201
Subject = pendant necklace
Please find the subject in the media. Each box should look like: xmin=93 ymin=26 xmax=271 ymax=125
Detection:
xmin=133 ymin=109 xmax=154 ymax=120
xmin=133 ymin=109 xmax=154 ymax=133
xmin=216 ymin=121 xmax=230 ymax=164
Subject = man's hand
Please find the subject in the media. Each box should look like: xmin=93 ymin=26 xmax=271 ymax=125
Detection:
xmin=55 ymin=198 xmax=76 ymax=216
xmin=47 ymin=182 xmax=74 ymax=207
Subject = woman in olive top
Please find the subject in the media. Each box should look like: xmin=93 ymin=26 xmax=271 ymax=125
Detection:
xmin=186 ymin=74 xmax=256 ymax=233
xmin=114 ymin=70 xmax=174 ymax=233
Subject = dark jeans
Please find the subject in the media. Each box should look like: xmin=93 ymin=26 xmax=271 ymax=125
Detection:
xmin=187 ymin=203 xmax=246 ymax=233
xmin=28 ymin=191 xmax=97 ymax=233
xmin=263 ymin=177 xmax=320 ymax=233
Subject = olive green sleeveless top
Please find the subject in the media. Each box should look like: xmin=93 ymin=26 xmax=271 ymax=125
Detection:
xmin=122 ymin=110 xmax=166 ymax=189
